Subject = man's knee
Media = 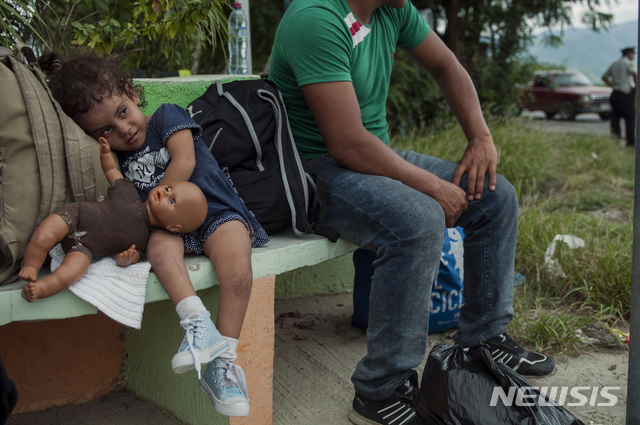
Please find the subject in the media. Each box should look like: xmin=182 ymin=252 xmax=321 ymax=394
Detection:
xmin=494 ymin=175 xmax=518 ymax=207
xmin=469 ymin=174 xmax=518 ymax=224
xmin=391 ymin=197 xmax=447 ymax=250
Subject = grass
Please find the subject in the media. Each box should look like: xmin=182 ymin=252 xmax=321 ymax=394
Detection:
xmin=390 ymin=115 xmax=635 ymax=354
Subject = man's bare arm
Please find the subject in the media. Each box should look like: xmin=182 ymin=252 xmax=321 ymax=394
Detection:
xmin=301 ymin=82 xmax=467 ymax=227
xmin=408 ymin=31 xmax=498 ymax=201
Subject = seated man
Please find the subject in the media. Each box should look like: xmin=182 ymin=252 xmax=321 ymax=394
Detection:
xmin=268 ymin=0 xmax=555 ymax=424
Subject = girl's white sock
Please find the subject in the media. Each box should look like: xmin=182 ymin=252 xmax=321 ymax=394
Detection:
xmin=175 ymin=296 xmax=207 ymax=320
xmin=218 ymin=336 xmax=239 ymax=362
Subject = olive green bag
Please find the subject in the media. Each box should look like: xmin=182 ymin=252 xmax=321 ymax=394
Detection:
xmin=0 ymin=45 xmax=109 ymax=285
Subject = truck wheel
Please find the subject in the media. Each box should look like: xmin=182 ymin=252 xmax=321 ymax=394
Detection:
xmin=559 ymin=100 xmax=576 ymax=121
xmin=545 ymin=112 xmax=556 ymax=119
xmin=599 ymin=112 xmax=611 ymax=120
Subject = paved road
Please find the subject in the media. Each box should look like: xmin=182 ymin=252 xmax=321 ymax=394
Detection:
xmin=520 ymin=111 xmax=625 ymax=138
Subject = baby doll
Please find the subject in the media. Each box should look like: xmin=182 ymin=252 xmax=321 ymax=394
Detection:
xmin=19 ymin=137 xmax=208 ymax=302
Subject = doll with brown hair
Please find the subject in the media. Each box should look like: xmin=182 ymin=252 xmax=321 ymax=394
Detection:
xmin=19 ymin=137 xmax=208 ymax=302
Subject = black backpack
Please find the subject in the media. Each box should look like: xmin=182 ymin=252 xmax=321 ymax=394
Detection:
xmin=187 ymin=79 xmax=337 ymax=241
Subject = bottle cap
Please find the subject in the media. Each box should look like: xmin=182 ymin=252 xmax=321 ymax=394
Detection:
xmin=232 ymin=2 xmax=242 ymax=8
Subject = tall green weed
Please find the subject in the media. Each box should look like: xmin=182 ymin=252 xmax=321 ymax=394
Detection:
xmin=391 ymin=116 xmax=634 ymax=350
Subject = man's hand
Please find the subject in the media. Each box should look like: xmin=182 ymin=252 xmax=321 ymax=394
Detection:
xmin=452 ymin=135 xmax=498 ymax=201
xmin=99 ymin=137 xmax=111 ymax=155
xmin=432 ymin=179 xmax=468 ymax=227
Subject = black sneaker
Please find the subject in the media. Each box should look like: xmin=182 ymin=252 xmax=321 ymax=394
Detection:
xmin=485 ymin=333 xmax=555 ymax=376
xmin=349 ymin=370 xmax=424 ymax=425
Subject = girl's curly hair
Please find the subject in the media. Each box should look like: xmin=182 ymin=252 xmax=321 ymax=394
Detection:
xmin=39 ymin=51 xmax=144 ymax=121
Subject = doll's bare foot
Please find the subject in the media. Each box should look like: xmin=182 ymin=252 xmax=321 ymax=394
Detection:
xmin=18 ymin=265 xmax=38 ymax=283
xmin=22 ymin=282 xmax=40 ymax=302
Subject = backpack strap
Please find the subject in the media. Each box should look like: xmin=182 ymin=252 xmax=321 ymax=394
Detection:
xmin=273 ymin=88 xmax=339 ymax=241
xmin=31 ymin=50 xmax=96 ymax=203
xmin=256 ymin=86 xmax=339 ymax=241
xmin=15 ymin=43 xmax=37 ymax=65
xmin=53 ymin=101 xmax=97 ymax=202
xmin=0 ymin=47 xmax=15 ymax=60
xmin=17 ymin=45 xmax=97 ymax=203
xmin=8 ymin=54 xmax=68 ymax=226
xmin=278 ymin=90 xmax=312 ymax=210
xmin=256 ymin=88 xmax=307 ymax=236
xmin=8 ymin=45 xmax=97 ymax=218
xmin=215 ymin=81 xmax=265 ymax=172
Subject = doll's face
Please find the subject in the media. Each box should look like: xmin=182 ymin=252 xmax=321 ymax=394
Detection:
xmin=78 ymin=87 xmax=149 ymax=152
xmin=146 ymin=182 xmax=207 ymax=233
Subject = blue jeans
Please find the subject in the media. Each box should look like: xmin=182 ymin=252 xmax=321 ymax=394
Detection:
xmin=308 ymin=150 xmax=517 ymax=400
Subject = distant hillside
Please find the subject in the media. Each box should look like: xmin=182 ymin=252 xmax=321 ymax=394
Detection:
xmin=529 ymin=20 xmax=638 ymax=84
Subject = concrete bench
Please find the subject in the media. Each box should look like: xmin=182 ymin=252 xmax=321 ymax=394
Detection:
xmin=0 ymin=75 xmax=358 ymax=425
xmin=0 ymin=231 xmax=356 ymax=425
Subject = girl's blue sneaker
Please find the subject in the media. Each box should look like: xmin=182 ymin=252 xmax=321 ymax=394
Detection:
xmin=171 ymin=313 xmax=229 ymax=378
xmin=199 ymin=358 xmax=250 ymax=417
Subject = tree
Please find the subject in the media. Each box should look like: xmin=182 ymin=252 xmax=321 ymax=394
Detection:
xmin=383 ymin=0 xmax=619 ymax=132
xmin=410 ymin=0 xmax=616 ymax=107
xmin=0 ymin=0 xmax=229 ymax=76
xmin=420 ymin=0 xmax=615 ymax=60
xmin=1 ymin=0 xmax=50 ymax=49
xmin=193 ymin=0 xmax=284 ymax=75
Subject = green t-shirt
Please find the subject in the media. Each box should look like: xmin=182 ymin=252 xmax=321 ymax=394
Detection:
xmin=269 ymin=0 xmax=430 ymax=159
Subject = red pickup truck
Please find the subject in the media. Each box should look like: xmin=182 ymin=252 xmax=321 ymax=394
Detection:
xmin=519 ymin=70 xmax=612 ymax=120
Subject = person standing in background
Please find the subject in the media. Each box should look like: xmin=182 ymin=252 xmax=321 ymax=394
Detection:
xmin=602 ymin=46 xmax=637 ymax=147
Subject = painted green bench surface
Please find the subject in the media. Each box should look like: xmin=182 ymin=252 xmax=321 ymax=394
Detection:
xmin=0 ymin=231 xmax=356 ymax=326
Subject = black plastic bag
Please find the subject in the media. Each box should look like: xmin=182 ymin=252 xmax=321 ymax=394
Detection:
xmin=417 ymin=344 xmax=585 ymax=425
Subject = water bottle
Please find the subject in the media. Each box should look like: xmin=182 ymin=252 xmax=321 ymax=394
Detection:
xmin=228 ymin=3 xmax=248 ymax=75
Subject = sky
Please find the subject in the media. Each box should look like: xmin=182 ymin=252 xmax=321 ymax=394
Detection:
xmin=570 ymin=0 xmax=638 ymax=28
xmin=529 ymin=0 xmax=638 ymax=35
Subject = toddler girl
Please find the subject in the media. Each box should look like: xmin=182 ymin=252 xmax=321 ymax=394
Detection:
xmin=41 ymin=52 xmax=269 ymax=418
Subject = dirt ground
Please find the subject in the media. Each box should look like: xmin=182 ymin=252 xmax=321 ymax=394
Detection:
xmin=8 ymin=292 xmax=629 ymax=425
xmin=274 ymin=293 xmax=629 ymax=425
